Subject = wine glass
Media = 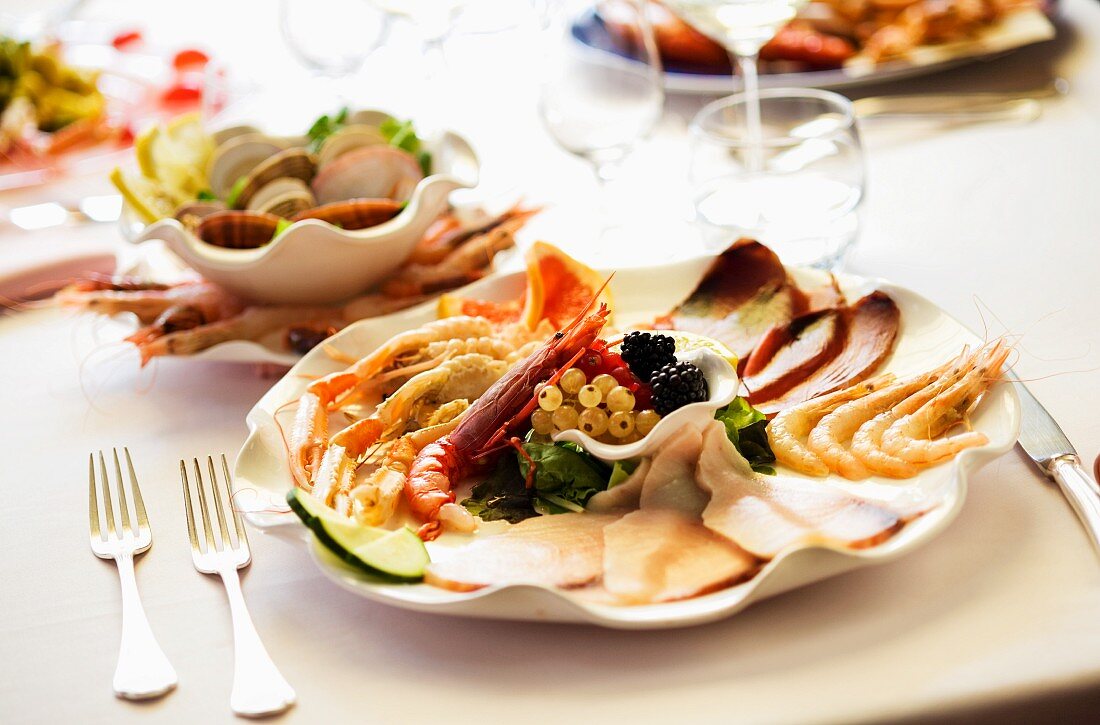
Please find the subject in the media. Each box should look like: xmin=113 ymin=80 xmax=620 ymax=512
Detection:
xmin=664 ymin=0 xmax=805 ymax=170
xmin=537 ymin=0 xmax=664 ymax=195
xmin=279 ymin=0 xmax=389 ymax=100
xmin=690 ymin=88 xmax=864 ymax=269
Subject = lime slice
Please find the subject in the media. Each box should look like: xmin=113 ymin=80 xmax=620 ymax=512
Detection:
xmin=667 ymin=331 xmax=739 ymax=369
xmin=110 ymin=166 xmax=177 ymax=223
xmin=287 ymin=489 xmax=429 ymax=581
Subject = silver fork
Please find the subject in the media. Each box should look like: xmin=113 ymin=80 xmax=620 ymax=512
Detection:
xmin=180 ymin=455 xmax=296 ymax=717
xmin=88 ymin=448 xmax=178 ymax=700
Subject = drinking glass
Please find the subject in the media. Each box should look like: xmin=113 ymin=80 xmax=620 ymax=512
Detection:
xmin=689 ymin=88 xmax=864 ymax=270
xmin=280 ymin=0 xmax=389 ymax=80
xmin=665 ymin=0 xmax=806 ymax=170
xmin=537 ymin=0 xmax=664 ymax=191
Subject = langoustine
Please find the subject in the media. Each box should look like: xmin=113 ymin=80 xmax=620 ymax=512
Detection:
xmin=53 ymin=206 xmax=530 ymax=363
xmin=404 ymin=301 xmax=612 ymax=540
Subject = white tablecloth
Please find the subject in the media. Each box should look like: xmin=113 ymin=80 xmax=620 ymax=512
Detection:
xmin=2 ymin=1 xmax=1100 ymax=722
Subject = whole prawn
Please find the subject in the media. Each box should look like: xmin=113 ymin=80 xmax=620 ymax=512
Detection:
xmin=405 ymin=302 xmax=612 ymax=540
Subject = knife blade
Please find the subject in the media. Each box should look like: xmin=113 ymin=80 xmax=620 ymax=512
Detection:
xmin=1014 ymin=375 xmax=1100 ymax=557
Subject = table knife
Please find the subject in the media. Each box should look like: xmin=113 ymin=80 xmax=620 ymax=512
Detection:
xmin=1014 ymin=376 xmax=1100 ymax=557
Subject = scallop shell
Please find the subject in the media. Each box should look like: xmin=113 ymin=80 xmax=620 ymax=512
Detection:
xmin=246 ymin=177 xmax=315 ymax=217
xmin=311 ymin=146 xmax=424 ymax=205
xmin=316 ymin=125 xmax=388 ymax=167
xmin=196 ymin=210 xmax=283 ymax=249
xmin=233 ymin=148 xmax=317 ymax=210
xmin=292 ymin=198 xmax=402 ymax=231
xmin=206 ymin=134 xmax=284 ymax=199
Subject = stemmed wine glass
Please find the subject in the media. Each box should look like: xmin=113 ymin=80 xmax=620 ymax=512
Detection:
xmin=664 ymin=0 xmax=805 ymax=169
xmin=279 ymin=0 xmax=389 ymax=103
xmin=537 ymin=0 xmax=664 ymax=210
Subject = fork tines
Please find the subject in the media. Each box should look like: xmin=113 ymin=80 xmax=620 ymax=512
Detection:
xmin=89 ymin=448 xmax=150 ymax=545
xmin=179 ymin=455 xmax=250 ymax=560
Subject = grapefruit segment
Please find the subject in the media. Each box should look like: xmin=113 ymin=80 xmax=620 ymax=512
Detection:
xmin=520 ymin=241 xmax=612 ymax=329
xmin=436 ymin=242 xmax=612 ymax=329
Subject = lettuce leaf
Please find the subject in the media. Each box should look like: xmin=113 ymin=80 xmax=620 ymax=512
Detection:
xmin=715 ymin=397 xmax=776 ymax=474
xmin=460 ymin=456 xmax=537 ymax=524
xmin=518 ymin=439 xmax=610 ymax=510
xmin=306 ymin=107 xmax=349 ymax=153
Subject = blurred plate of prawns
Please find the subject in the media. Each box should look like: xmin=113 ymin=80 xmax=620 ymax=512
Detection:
xmin=233 ymin=248 xmax=1019 ymax=628
xmin=42 ymin=205 xmax=536 ymax=367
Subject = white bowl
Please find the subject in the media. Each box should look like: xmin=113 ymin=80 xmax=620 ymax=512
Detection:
xmin=133 ymin=112 xmax=480 ymax=305
xmin=553 ymin=348 xmax=738 ymax=461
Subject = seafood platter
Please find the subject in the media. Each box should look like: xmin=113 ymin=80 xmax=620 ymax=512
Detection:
xmin=581 ymin=0 xmax=1057 ymax=94
xmin=231 ymin=239 xmax=1020 ymax=628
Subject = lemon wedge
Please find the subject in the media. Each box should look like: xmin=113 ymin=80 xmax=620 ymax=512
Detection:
xmin=109 ymin=167 xmax=177 ymax=223
xmin=664 ymin=331 xmax=739 ymax=370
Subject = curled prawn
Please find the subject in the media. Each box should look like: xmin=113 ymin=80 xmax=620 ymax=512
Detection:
xmin=879 ymin=341 xmax=1010 ymax=464
xmin=767 ymin=375 xmax=895 ymax=476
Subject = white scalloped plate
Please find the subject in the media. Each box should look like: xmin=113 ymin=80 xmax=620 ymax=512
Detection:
xmin=234 ymin=256 xmax=1020 ymax=629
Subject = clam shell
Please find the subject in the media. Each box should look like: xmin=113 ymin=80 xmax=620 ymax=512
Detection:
xmin=233 ymin=148 xmax=317 ymax=210
xmin=316 ymin=125 xmax=388 ymax=167
xmin=347 ymin=109 xmax=393 ymax=127
xmin=196 ymin=210 xmax=283 ymax=249
xmin=174 ymin=200 xmax=228 ymax=232
xmin=206 ymin=134 xmax=284 ymax=199
xmin=292 ymin=198 xmax=402 ymax=231
xmin=311 ymin=146 xmax=424 ymax=205
xmin=246 ymin=177 xmax=315 ymax=217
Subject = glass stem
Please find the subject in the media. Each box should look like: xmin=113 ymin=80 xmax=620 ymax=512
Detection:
xmin=736 ymin=50 xmax=764 ymax=173
xmin=590 ymin=158 xmax=621 ymax=234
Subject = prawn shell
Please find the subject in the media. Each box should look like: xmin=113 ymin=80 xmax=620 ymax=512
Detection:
xmin=233 ymin=148 xmax=317 ymax=210
xmin=196 ymin=210 xmax=282 ymax=249
xmin=292 ymin=198 xmax=402 ymax=231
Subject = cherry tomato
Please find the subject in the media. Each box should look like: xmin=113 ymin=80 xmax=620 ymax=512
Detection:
xmin=111 ymin=30 xmax=143 ymax=50
xmin=161 ymin=81 xmax=202 ymax=106
xmin=172 ymin=48 xmax=210 ymax=71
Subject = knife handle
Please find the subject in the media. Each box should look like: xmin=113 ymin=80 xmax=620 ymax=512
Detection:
xmin=1051 ymin=455 xmax=1100 ymax=558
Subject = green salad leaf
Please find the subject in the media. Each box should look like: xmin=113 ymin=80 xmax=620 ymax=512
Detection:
xmin=460 ymin=456 xmax=537 ymax=524
xmin=225 ymin=176 xmax=247 ymax=208
xmin=715 ymin=397 xmax=776 ymax=474
xmin=380 ymin=117 xmax=432 ymax=175
xmin=608 ymin=459 xmax=639 ymax=489
xmin=306 ymin=106 xmax=349 ymax=153
xmin=196 ymin=189 xmax=218 ymax=201
xmin=518 ymin=439 xmax=610 ymax=512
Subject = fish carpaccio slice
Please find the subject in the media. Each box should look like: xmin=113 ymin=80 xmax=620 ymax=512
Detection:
xmin=586 ymin=425 xmax=708 ymax=517
xmin=741 ymin=308 xmax=844 ymax=403
xmin=749 ymin=291 xmax=901 ymax=415
xmin=656 ymin=240 xmax=808 ymax=360
xmin=424 ymin=513 xmax=617 ymax=592
xmin=695 ymin=421 xmax=900 ymax=558
xmin=603 ymin=510 xmax=756 ymax=604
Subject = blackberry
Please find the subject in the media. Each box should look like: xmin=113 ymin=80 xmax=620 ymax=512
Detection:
xmin=620 ymin=331 xmax=676 ymax=382
xmin=650 ymin=361 xmax=708 ymax=414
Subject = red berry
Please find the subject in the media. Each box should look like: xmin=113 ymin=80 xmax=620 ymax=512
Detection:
xmin=172 ymin=48 xmax=210 ymax=71
xmin=111 ymin=30 xmax=143 ymax=50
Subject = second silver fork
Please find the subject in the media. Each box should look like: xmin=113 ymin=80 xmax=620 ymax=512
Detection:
xmin=181 ymin=455 xmax=296 ymax=717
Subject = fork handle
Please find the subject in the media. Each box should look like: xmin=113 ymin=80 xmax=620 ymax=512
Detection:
xmin=219 ymin=568 xmax=296 ymax=717
xmin=113 ymin=553 xmax=178 ymax=699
